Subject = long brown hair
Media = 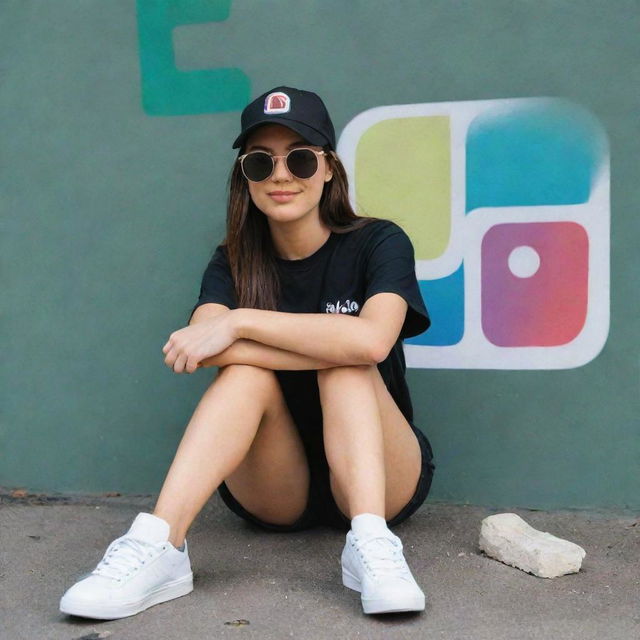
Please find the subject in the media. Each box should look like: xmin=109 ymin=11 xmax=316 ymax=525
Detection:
xmin=224 ymin=147 xmax=381 ymax=310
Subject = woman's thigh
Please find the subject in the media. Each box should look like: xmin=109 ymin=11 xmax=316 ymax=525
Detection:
xmin=217 ymin=364 xmax=311 ymax=527
xmin=318 ymin=365 xmax=425 ymax=522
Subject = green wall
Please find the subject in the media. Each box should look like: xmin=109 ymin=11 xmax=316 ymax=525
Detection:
xmin=2 ymin=0 xmax=638 ymax=510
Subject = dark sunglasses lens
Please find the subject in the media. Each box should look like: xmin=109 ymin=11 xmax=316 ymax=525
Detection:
xmin=243 ymin=152 xmax=273 ymax=181
xmin=287 ymin=149 xmax=318 ymax=179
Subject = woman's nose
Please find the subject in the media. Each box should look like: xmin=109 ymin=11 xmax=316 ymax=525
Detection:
xmin=271 ymin=156 xmax=292 ymax=181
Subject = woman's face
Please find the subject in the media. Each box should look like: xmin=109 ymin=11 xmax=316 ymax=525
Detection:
xmin=243 ymin=124 xmax=333 ymax=226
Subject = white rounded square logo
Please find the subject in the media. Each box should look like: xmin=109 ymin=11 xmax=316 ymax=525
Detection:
xmin=338 ymin=98 xmax=610 ymax=370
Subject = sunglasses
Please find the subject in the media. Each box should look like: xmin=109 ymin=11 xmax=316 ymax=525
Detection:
xmin=238 ymin=148 xmax=327 ymax=182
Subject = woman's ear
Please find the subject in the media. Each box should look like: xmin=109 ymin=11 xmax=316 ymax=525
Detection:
xmin=324 ymin=150 xmax=336 ymax=181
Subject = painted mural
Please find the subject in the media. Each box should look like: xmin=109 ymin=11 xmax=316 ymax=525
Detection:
xmin=338 ymin=98 xmax=610 ymax=370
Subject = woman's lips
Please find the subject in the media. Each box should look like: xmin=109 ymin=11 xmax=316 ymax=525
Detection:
xmin=268 ymin=191 xmax=299 ymax=203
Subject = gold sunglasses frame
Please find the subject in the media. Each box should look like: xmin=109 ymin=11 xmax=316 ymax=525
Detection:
xmin=237 ymin=148 xmax=327 ymax=182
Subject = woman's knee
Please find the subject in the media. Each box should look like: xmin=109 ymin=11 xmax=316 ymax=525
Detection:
xmin=216 ymin=363 xmax=279 ymax=389
xmin=317 ymin=364 xmax=376 ymax=385
xmin=215 ymin=364 xmax=285 ymax=412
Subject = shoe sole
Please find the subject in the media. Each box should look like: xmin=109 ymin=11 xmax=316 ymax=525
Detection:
xmin=342 ymin=568 xmax=425 ymax=614
xmin=59 ymin=573 xmax=193 ymax=620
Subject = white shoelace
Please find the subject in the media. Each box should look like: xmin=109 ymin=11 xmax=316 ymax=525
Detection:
xmin=353 ymin=534 xmax=412 ymax=580
xmin=92 ymin=536 xmax=164 ymax=581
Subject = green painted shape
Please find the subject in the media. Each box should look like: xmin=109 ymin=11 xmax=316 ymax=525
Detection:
xmin=136 ymin=0 xmax=250 ymax=115
xmin=355 ymin=116 xmax=451 ymax=260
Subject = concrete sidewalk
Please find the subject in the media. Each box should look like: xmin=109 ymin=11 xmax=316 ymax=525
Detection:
xmin=1 ymin=491 xmax=638 ymax=640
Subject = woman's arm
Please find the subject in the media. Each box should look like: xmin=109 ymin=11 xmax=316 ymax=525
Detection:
xmin=232 ymin=292 xmax=408 ymax=365
xmin=186 ymin=302 xmax=340 ymax=371
xmin=199 ymin=339 xmax=340 ymax=371
xmin=164 ymin=293 xmax=407 ymax=373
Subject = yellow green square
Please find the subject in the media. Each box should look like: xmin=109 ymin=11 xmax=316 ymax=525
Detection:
xmin=355 ymin=116 xmax=451 ymax=260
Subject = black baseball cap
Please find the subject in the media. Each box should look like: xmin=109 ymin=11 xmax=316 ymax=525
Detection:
xmin=232 ymin=86 xmax=336 ymax=151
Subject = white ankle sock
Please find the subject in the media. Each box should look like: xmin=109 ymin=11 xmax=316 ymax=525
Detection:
xmin=351 ymin=513 xmax=389 ymax=537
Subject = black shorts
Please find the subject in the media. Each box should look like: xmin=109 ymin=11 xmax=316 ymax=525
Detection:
xmin=217 ymin=419 xmax=435 ymax=533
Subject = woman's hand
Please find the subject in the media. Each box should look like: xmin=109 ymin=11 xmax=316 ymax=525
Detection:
xmin=162 ymin=310 xmax=239 ymax=374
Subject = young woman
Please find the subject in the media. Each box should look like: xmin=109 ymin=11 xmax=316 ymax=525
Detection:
xmin=59 ymin=86 xmax=436 ymax=619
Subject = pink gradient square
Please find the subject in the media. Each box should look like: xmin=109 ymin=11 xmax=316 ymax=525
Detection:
xmin=481 ymin=222 xmax=589 ymax=347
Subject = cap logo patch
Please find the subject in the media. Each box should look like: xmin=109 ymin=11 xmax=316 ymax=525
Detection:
xmin=264 ymin=92 xmax=290 ymax=114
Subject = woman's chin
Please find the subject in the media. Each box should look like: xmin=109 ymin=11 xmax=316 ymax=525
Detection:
xmin=263 ymin=208 xmax=313 ymax=224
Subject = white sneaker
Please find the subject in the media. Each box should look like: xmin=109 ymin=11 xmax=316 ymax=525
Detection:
xmin=341 ymin=529 xmax=425 ymax=614
xmin=59 ymin=512 xmax=193 ymax=619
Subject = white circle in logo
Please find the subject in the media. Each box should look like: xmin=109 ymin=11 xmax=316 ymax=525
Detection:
xmin=508 ymin=245 xmax=541 ymax=278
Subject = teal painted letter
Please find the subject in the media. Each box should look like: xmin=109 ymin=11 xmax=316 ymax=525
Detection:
xmin=136 ymin=0 xmax=250 ymax=115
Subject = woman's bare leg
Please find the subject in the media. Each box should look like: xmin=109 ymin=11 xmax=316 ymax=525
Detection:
xmin=318 ymin=364 xmax=422 ymax=521
xmin=153 ymin=364 xmax=310 ymax=547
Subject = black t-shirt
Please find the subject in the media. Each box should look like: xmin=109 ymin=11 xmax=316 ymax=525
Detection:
xmin=189 ymin=219 xmax=430 ymax=430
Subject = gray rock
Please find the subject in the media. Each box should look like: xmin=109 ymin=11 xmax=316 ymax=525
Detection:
xmin=478 ymin=513 xmax=586 ymax=578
